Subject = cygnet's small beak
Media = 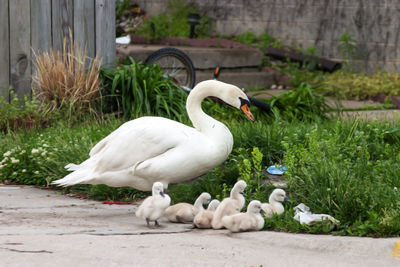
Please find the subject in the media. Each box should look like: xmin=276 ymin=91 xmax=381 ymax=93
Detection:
xmin=241 ymin=104 xmax=255 ymax=122
xmin=284 ymin=196 xmax=290 ymax=202
xmin=160 ymin=191 xmax=165 ymax=197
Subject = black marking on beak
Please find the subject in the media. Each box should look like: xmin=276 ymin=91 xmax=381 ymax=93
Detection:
xmin=239 ymin=97 xmax=251 ymax=108
xmin=239 ymin=97 xmax=255 ymax=121
xmin=284 ymin=196 xmax=290 ymax=202
xmin=160 ymin=191 xmax=165 ymax=197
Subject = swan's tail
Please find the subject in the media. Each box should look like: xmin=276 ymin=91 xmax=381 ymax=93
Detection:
xmin=52 ymin=168 xmax=93 ymax=187
xmin=65 ymin=163 xmax=80 ymax=171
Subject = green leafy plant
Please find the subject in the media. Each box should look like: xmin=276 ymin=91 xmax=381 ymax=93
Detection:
xmin=325 ymin=71 xmax=400 ymax=100
xmin=338 ymin=33 xmax=357 ymax=65
xmin=237 ymin=147 xmax=268 ymax=203
xmin=267 ymin=82 xmax=333 ymax=121
xmin=0 ymin=88 xmax=59 ymax=133
xmin=134 ymin=0 xmax=211 ymax=41
xmin=100 ymin=58 xmax=188 ymax=121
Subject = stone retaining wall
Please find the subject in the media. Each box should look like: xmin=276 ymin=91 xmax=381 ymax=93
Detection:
xmin=140 ymin=0 xmax=400 ymax=73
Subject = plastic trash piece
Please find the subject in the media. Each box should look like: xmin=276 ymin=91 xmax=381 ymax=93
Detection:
xmin=293 ymin=203 xmax=339 ymax=225
xmin=116 ymin=35 xmax=131 ymax=44
xmin=266 ymin=165 xmax=287 ymax=175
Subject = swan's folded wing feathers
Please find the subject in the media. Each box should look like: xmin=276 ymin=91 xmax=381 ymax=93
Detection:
xmin=90 ymin=118 xmax=190 ymax=174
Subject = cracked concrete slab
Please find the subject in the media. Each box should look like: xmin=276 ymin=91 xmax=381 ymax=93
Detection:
xmin=1 ymin=185 xmax=400 ymax=266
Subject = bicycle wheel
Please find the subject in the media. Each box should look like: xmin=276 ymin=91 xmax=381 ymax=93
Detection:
xmin=145 ymin=48 xmax=196 ymax=90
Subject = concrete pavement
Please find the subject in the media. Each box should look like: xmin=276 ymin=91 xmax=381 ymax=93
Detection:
xmin=1 ymin=185 xmax=399 ymax=266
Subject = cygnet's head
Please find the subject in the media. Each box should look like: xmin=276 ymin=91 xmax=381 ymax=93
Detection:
xmin=192 ymin=80 xmax=254 ymax=121
xmin=269 ymin=189 xmax=289 ymax=203
xmin=232 ymin=180 xmax=247 ymax=196
xmin=152 ymin=182 xmax=165 ymax=197
xmin=200 ymin=192 xmax=212 ymax=204
xmin=207 ymin=199 xmax=220 ymax=211
xmin=247 ymin=200 xmax=262 ymax=214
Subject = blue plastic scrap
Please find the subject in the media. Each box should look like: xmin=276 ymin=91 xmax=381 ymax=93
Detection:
xmin=266 ymin=165 xmax=287 ymax=175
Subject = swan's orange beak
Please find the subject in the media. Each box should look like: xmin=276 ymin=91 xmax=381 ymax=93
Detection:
xmin=241 ymin=104 xmax=255 ymax=121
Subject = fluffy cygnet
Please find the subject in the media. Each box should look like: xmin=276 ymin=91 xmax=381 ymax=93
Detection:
xmin=222 ymin=200 xmax=264 ymax=232
xmin=211 ymin=180 xmax=247 ymax=229
xmin=193 ymin=199 xmax=220 ymax=229
xmin=164 ymin=192 xmax=211 ymax=223
xmin=135 ymin=181 xmax=171 ymax=227
xmin=261 ymin=188 xmax=289 ymax=218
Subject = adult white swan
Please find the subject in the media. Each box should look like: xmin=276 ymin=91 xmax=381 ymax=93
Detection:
xmin=52 ymin=80 xmax=254 ymax=191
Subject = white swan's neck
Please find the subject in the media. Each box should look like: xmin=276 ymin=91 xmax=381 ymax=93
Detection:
xmin=186 ymin=83 xmax=233 ymax=146
xmin=194 ymin=196 xmax=205 ymax=211
xmin=230 ymin=191 xmax=245 ymax=210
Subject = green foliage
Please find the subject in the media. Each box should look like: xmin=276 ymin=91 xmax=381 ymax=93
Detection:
xmin=338 ymin=33 xmax=357 ymax=61
xmin=0 ymin=89 xmax=42 ymax=133
xmin=337 ymin=33 xmax=357 ymax=71
xmin=134 ymin=0 xmax=211 ymax=41
xmin=116 ymin=0 xmax=134 ymax=20
xmin=2 ymin=109 xmax=400 ymax=236
xmin=100 ymin=58 xmax=188 ymax=121
xmin=325 ymin=71 xmax=400 ymax=100
xmin=0 ymin=117 xmax=147 ymax=201
xmin=282 ymin=120 xmax=400 ymax=236
xmin=237 ymin=147 xmax=267 ymax=203
xmin=268 ymin=83 xmax=332 ymax=121
xmin=232 ymin=32 xmax=283 ymax=50
xmin=273 ymin=61 xmax=326 ymax=88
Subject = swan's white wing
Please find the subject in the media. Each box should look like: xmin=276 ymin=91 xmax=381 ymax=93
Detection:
xmin=88 ymin=117 xmax=198 ymax=174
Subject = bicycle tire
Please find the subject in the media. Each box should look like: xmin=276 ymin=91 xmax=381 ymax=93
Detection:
xmin=145 ymin=48 xmax=196 ymax=90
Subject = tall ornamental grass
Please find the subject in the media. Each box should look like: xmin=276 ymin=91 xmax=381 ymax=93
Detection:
xmin=32 ymin=33 xmax=101 ymax=114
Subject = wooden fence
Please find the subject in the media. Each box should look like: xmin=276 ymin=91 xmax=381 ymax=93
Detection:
xmin=0 ymin=0 xmax=115 ymax=101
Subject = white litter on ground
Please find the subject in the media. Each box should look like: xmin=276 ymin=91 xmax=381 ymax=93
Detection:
xmin=293 ymin=203 xmax=339 ymax=225
xmin=116 ymin=35 xmax=131 ymax=44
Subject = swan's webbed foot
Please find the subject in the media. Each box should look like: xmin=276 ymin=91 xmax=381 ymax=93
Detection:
xmin=154 ymin=220 xmax=161 ymax=227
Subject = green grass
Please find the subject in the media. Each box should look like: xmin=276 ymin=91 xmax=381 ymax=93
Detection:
xmin=0 ymin=117 xmax=148 ymax=200
xmin=169 ymin=118 xmax=400 ymax=237
xmin=1 ymin=89 xmax=400 ymax=236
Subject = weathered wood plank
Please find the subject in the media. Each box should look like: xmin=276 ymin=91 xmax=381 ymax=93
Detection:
xmin=74 ymin=0 xmax=95 ymax=58
xmin=96 ymin=0 xmax=116 ymax=67
xmin=31 ymin=0 xmax=52 ymax=53
xmin=9 ymin=0 xmax=32 ymax=99
xmin=0 ymin=0 xmax=10 ymax=100
xmin=52 ymin=0 xmax=73 ymax=50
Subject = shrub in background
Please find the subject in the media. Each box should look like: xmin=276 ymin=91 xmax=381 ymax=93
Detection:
xmin=325 ymin=71 xmax=400 ymax=100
